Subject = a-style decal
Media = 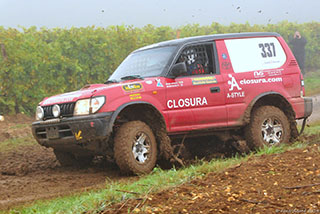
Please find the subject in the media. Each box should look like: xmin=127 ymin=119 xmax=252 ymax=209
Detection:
xmin=227 ymin=74 xmax=242 ymax=91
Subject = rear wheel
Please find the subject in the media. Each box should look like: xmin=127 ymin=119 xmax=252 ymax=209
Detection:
xmin=114 ymin=121 xmax=157 ymax=175
xmin=245 ymin=106 xmax=291 ymax=150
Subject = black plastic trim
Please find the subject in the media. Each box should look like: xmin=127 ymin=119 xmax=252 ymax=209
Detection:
xmin=304 ymin=97 xmax=313 ymax=118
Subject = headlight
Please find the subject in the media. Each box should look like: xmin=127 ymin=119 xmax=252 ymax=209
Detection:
xmin=90 ymin=96 xmax=105 ymax=113
xmin=74 ymin=96 xmax=105 ymax=116
xmin=52 ymin=104 xmax=60 ymax=118
xmin=36 ymin=106 xmax=44 ymax=120
xmin=74 ymin=99 xmax=90 ymax=115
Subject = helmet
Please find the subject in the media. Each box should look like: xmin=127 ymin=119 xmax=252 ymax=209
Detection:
xmin=182 ymin=48 xmax=197 ymax=65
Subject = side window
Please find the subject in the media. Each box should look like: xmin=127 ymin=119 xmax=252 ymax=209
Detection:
xmin=176 ymin=44 xmax=215 ymax=76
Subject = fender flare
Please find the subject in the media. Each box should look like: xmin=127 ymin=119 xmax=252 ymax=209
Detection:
xmin=107 ymin=101 xmax=166 ymax=134
xmin=243 ymin=91 xmax=293 ymax=124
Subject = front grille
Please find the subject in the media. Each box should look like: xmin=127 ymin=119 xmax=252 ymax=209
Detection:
xmin=43 ymin=102 xmax=75 ymax=120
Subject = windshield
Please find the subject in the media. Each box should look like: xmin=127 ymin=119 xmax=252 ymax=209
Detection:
xmin=109 ymin=46 xmax=176 ymax=81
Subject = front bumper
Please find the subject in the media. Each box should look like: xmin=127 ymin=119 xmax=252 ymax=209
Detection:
xmin=32 ymin=112 xmax=114 ymax=152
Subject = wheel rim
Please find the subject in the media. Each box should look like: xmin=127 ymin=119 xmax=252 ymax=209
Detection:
xmin=132 ymin=132 xmax=151 ymax=163
xmin=261 ymin=117 xmax=283 ymax=145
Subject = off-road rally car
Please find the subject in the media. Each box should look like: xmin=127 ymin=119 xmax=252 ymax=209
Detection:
xmin=32 ymin=32 xmax=313 ymax=174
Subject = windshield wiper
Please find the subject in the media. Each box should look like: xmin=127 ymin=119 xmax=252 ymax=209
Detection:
xmin=120 ymin=75 xmax=144 ymax=80
xmin=104 ymin=79 xmax=118 ymax=84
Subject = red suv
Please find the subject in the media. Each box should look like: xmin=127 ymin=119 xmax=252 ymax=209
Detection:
xmin=32 ymin=32 xmax=313 ymax=174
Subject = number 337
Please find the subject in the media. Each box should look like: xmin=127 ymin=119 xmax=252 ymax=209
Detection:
xmin=259 ymin=43 xmax=276 ymax=58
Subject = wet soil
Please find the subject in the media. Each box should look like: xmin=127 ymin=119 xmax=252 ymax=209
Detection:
xmin=0 ymin=111 xmax=319 ymax=211
xmin=0 ymin=115 xmax=244 ymax=210
xmin=0 ymin=115 xmax=129 ymax=210
xmin=102 ymin=145 xmax=320 ymax=214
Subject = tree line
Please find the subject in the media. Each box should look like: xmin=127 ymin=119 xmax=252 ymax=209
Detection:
xmin=0 ymin=21 xmax=319 ymax=115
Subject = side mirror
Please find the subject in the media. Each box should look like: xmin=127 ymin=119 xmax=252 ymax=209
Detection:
xmin=170 ymin=62 xmax=187 ymax=78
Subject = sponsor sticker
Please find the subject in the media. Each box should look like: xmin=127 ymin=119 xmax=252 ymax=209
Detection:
xmin=156 ymin=79 xmax=164 ymax=87
xmin=222 ymin=53 xmax=228 ymax=60
xmin=75 ymin=130 xmax=83 ymax=140
xmin=253 ymin=69 xmax=282 ymax=78
xmin=122 ymin=83 xmax=143 ymax=93
xmin=129 ymin=93 xmax=142 ymax=100
xmin=166 ymin=81 xmax=184 ymax=88
xmin=227 ymin=91 xmax=245 ymax=99
xmin=227 ymin=74 xmax=242 ymax=91
xmin=239 ymin=77 xmax=282 ymax=85
xmin=254 ymin=71 xmax=265 ymax=78
xmin=221 ymin=62 xmax=231 ymax=70
xmin=192 ymin=76 xmax=217 ymax=85
xmin=227 ymin=74 xmax=245 ymax=99
xmin=145 ymin=80 xmax=153 ymax=85
xmin=167 ymin=97 xmax=208 ymax=109
xmin=267 ymin=69 xmax=282 ymax=76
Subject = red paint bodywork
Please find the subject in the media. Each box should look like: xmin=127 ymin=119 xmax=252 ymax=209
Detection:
xmin=39 ymin=35 xmax=307 ymax=134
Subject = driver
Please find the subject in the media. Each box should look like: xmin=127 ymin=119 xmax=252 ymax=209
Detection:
xmin=180 ymin=49 xmax=205 ymax=75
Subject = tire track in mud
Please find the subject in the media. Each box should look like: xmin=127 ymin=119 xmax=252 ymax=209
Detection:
xmin=0 ymin=136 xmax=239 ymax=210
xmin=0 ymin=115 xmax=132 ymax=210
xmin=0 ymin=144 xmax=130 ymax=210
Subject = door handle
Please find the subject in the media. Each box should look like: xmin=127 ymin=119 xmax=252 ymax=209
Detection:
xmin=210 ymin=87 xmax=220 ymax=93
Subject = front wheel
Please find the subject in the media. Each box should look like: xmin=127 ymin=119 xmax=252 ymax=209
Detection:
xmin=114 ymin=121 xmax=157 ymax=175
xmin=245 ymin=106 xmax=291 ymax=150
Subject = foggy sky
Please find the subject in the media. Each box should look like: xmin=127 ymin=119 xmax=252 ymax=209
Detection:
xmin=0 ymin=0 xmax=319 ymax=28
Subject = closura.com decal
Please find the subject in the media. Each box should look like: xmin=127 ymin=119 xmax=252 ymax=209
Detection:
xmin=240 ymin=77 xmax=282 ymax=85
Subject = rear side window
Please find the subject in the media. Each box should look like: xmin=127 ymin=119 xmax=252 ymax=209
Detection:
xmin=225 ymin=37 xmax=286 ymax=73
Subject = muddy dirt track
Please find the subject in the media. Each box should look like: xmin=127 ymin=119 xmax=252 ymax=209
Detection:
xmin=0 ymin=115 xmax=239 ymax=210
xmin=0 ymin=115 xmax=135 ymax=210
xmin=102 ymin=145 xmax=320 ymax=214
xmin=0 ymin=93 xmax=319 ymax=211
xmin=0 ymin=145 xmax=125 ymax=210
xmin=0 ymin=121 xmax=239 ymax=210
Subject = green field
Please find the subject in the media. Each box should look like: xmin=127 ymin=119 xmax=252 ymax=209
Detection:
xmin=304 ymin=70 xmax=320 ymax=96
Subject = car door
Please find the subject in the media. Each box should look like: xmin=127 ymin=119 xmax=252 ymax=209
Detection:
xmin=164 ymin=42 xmax=227 ymax=133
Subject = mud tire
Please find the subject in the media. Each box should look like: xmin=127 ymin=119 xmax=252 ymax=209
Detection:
xmin=54 ymin=150 xmax=92 ymax=167
xmin=245 ymin=106 xmax=291 ymax=150
xmin=114 ymin=121 xmax=157 ymax=175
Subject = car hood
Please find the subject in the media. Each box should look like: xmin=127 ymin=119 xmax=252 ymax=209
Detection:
xmin=39 ymin=79 xmax=147 ymax=106
xmin=40 ymin=84 xmax=109 ymax=106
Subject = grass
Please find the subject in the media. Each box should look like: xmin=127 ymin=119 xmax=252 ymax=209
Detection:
xmin=304 ymin=70 xmax=320 ymax=96
xmin=304 ymin=121 xmax=320 ymax=134
xmin=4 ymin=135 xmax=315 ymax=214
xmin=0 ymin=135 xmax=36 ymax=152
